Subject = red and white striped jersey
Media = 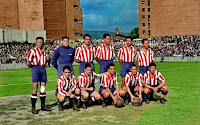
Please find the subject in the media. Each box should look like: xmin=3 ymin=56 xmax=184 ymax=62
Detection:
xmin=100 ymin=72 xmax=119 ymax=88
xmin=75 ymin=44 xmax=95 ymax=62
xmin=27 ymin=47 xmax=47 ymax=66
xmin=57 ymin=74 xmax=77 ymax=96
xmin=125 ymin=72 xmax=143 ymax=87
xmin=78 ymin=71 xmax=99 ymax=88
xmin=143 ymin=71 xmax=165 ymax=86
xmin=95 ymin=44 xmax=115 ymax=60
xmin=136 ymin=48 xmax=154 ymax=66
xmin=118 ymin=45 xmax=137 ymax=62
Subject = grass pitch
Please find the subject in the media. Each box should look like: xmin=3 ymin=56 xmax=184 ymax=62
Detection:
xmin=0 ymin=62 xmax=199 ymax=125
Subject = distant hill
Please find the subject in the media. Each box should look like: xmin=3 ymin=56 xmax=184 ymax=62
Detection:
xmin=84 ymin=30 xmax=130 ymax=39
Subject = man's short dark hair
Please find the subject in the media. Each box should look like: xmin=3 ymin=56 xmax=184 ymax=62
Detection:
xmin=142 ymin=38 xmax=148 ymax=44
xmin=107 ymin=63 xmax=115 ymax=70
xmin=130 ymin=63 xmax=137 ymax=68
xmin=149 ymin=62 xmax=156 ymax=68
xmin=83 ymin=34 xmax=91 ymax=39
xmin=125 ymin=36 xmax=133 ymax=41
xmin=63 ymin=65 xmax=71 ymax=72
xmin=84 ymin=63 xmax=92 ymax=69
xmin=103 ymin=33 xmax=111 ymax=39
xmin=62 ymin=36 xmax=69 ymax=41
xmin=36 ymin=37 xmax=44 ymax=42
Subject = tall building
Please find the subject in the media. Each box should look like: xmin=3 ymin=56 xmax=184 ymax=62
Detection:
xmin=43 ymin=0 xmax=83 ymax=40
xmin=138 ymin=0 xmax=200 ymax=38
xmin=0 ymin=0 xmax=83 ymax=40
xmin=0 ymin=0 xmax=44 ymax=31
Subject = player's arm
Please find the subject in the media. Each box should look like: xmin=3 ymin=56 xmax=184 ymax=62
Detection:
xmin=105 ymin=87 xmax=117 ymax=104
xmin=115 ymin=84 xmax=120 ymax=98
xmin=66 ymin=89 xmax=73 ymax=96
xmin=126 ymin=85 xmax=135 ymax=102
xmin=155 ymin=72 xmax=166 ymax=92
xmin=125 ymin=75 xmax=135 ymax=101
xmin=144 ymin=84 xmax=154 ymax=90
xmin=155 ymin=82 xmax=165 ymax=91
xmin=136 ymin=52 xmax=141 ymax=65
xmin=119 ymin=60 xmax=123 ymax=65
xmin=95 ymin=46 xmax=101 ymax=63
xmin=80 ymin=87 xmax=93 ymax=91
xmin=57 ymin=80 xmax=67 ymax=96
xmin=71 ymin=49 xmax=75 ymax=63
xmin=27 ymin=61 xmax=33 ymax=68
xmin=138 ymin=86 xmax=142 ymax=101
xmin=138 ymin=74 xmax=143 ymax=100
xmin=74 ymin=47 xmax=81 ymax=63
xmin=94 ymin=72 xmax=105 ymax=78
xmin=95 ymin=58 xmax=100 ymax=63
xmin=115 ymin=74 xmax=120 ymax=98
xmin=117 ymin=48 xmax=123 ymax=64
xmin=52 ymin=48 xmax=59 ymax=69
xmin=27 ymin=50 xmax=33 ymax=68
xmin=67 ymin=76 xmax=77 ymax=96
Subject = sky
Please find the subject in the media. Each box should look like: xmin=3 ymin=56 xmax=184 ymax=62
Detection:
xmin=80 ymin=0 xmax=138 ymax=33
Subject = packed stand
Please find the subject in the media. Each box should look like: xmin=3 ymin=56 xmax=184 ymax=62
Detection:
xmin=0 ymin=35 xmax=199 ymax=64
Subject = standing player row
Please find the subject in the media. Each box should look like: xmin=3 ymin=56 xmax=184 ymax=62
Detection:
xmin=53 ymin=34 xmax=154 ymax=80
xmin=26 ymin=34 xmax=159 ymax=114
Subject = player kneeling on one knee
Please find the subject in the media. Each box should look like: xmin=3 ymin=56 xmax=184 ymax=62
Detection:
xmin=124 ymin=64 xmax=143 ymax=105
xmin=56 ymin=65 xmax=81 ymax=111
xmin=99 ymin=64 xmax=125 ymax=108
xmin=143 ymin=63 xmax=168 ymax=104
xmin=78 ymin=63 xmax=104 ymax=109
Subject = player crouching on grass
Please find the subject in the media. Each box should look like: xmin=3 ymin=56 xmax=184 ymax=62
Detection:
xmin=143 ymin=63 xmax=168 ymax=104
xmin=78 ymin=63 xmax=104 ymax=109
xmin=56 ymin=65 xmax=81 ymax=111
xmin=99 ymin=63 xmax=125 ymax=108
xmin=123 ymin=64 xmax=143 ymax=105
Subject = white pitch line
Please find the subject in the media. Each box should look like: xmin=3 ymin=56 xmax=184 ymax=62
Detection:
xmin=0 ymin=90 xmax=56 ymax=99
xmin=0 ymin=80 xmax=55 ymax=87
xmin=160 ymin=67 xmax=190 ymax=71
xmin=0 ymin=78 xmax=99 ymax=87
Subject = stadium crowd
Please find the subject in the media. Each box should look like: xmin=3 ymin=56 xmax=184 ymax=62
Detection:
xmin=0 ymin=35 xmax=199 ymax=64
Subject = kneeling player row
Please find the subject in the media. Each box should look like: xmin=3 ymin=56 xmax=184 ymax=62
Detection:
xmin=56 ymin=63 xmax=168 ymax=111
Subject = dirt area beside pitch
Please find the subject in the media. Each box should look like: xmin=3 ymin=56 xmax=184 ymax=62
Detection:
xmin=0 ymin=91 xmax=163 ymax=125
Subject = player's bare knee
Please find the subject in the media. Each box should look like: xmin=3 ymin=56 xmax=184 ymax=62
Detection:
xmin=162 ymin=85 xmax=168 ymax=92
xmin=120 ymin=90 xmax=125 ymax=96
xmin=144 ymin=88 xmax=149 ymax=94
xmin=141 ymin=87 xmax=144 ymax=92
xmin=70 ymin=94 xmax=75 ymax=98
xmin=95 ymin=94 xmax=101 ymax=100
xmin=103 ymin=92 xmax=109 ymax=98
xmin=58 ymin=96 xmax=65 ymax=102
xmin=83 ymin=93 xmax=89 ymax=99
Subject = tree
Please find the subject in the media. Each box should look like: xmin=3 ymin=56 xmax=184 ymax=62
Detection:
xmin=130 ymin=27 xmax=139 ymax=39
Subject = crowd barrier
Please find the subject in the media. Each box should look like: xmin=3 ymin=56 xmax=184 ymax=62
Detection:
xmin=0 ymin=56 xmax=199 ymax=70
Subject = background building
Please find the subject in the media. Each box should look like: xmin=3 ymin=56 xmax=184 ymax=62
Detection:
xmin=138 ymin=0 xmax=200 ymax=38
xmin=0 ymin=0 xmax=83 ymax=42
xmin=43 ymin=0 xmax=83 ymax=40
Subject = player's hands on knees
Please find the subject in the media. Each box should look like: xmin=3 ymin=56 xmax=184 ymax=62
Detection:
xmin=131 ymin=96 xmax=135 ymax=103
xmin=139 ymin=95 xmax=142 ymax=101
xmin=153 ymin=87 xmax=158 ymax=92
xmin=66 ymin=92 xmax=71 ymax=96
xmin=89 ymin=87 xmax=93 ymax=91
xmin=112 ymin=96 xmax=117 ymax=104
